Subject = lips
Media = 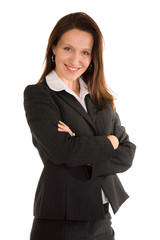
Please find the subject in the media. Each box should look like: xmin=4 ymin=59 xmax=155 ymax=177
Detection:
xmin=65 ymin=64 xmax=80 ymax=72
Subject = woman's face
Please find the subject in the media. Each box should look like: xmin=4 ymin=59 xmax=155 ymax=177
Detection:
xmin=52 ymin=29 xmax=93 ymax=83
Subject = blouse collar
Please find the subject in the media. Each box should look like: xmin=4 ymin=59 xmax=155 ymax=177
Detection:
xmin=46 ymin=70 xmax=89 ymax=101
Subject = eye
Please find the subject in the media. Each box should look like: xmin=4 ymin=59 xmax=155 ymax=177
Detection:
xmin=82 ymin=51 xmax=90 ymax=56
xmin=64 ymin=47 xmax=71 ymax=51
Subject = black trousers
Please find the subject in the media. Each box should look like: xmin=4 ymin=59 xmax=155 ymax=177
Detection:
xmin=30 ymin=204 xmax=115 ymax=240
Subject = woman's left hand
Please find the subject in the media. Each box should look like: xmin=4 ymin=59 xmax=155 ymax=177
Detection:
xmin=57 ymin=121 xmax=75 ymax=136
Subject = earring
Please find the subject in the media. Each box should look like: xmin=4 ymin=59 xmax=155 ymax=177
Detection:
xmin=52 ymin=54 xmax=55 ymax=62
xmin=88 ymin=64 xmax=92 ymax=70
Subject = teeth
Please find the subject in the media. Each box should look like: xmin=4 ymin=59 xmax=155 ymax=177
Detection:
xmin=66 ymin=66 xmax=79 ymax=71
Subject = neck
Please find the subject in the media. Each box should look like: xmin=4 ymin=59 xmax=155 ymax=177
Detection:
xmin=67 ymin=79 xmax=80 ymax=93
xmin=55 ymin=71 xmax=80 ymax=93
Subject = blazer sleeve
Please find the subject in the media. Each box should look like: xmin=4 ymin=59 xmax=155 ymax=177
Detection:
xmin=91 ymin=110 xmax=136 ymax=179
xmin=23 ymin=84 xmax=115 ymax=168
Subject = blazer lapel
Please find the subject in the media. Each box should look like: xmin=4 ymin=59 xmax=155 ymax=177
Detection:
xmin=55 ymin=91 xmax=98 ymax=135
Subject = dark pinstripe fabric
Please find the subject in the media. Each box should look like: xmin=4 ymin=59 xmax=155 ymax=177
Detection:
xmin=30 ymin=204 xmax=115 ymax=240
xmin=24 ymin=82 xmax=136 ymax=220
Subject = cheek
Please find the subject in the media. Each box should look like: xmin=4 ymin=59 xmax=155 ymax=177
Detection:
xmin=56 ymin=54 xmax=68 ymax=65
xmin=83 ymin=58 xmax=91 ymax=68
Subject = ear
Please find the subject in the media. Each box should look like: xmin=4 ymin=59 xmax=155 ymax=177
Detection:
xmin=52 ymin=46 xmax=56 ymax=55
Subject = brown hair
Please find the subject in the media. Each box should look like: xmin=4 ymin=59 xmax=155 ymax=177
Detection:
xmin=38 ymin=12 xmax=115 ymax=112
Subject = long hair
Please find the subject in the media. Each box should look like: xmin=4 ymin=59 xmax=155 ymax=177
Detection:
xmin=38 ymin=12 xmax=115 ymax=112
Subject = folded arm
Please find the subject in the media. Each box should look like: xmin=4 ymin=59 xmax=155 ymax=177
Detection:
xmin=24 ymin=84 xmax=136 ymax=179
xmin=24 ymin=84 xmax=115 ymax=169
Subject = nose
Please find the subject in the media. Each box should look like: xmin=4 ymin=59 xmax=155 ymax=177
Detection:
xmin=69 ymin=52 xmax=81 ymax=67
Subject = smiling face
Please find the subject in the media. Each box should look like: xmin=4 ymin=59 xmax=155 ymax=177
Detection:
xmin=52 ymin=29 xmax=93 ymax=84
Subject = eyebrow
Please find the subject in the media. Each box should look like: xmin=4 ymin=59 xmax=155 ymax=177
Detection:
xmin=62 ymin=43 xmax=92 ymax=51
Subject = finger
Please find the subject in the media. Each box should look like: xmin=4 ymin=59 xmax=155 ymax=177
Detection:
xmin=59 ymin=121 xmax=67 ymax=126
xmin=57 ymin=128 xmax=67 ymax=132
xmin=58 ymin=124 xmax=69 ymax=131
xmin=57 ymin=123 xmax=68 ymax=130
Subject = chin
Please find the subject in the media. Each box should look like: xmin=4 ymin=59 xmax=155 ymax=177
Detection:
xmin=64 ymin=69 xmax=83 ymax=80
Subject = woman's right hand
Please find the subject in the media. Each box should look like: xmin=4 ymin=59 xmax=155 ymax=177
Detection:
xmin=107 ymin=135 xmax=119 ymax=149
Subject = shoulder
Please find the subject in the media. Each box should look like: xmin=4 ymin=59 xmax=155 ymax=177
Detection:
xmin=23 ymin=82 xmax=55 ymax=108
xmin=23 ymin=82 xmax=59 ymax=111
xmin=102 ymin=100 xmax=115 ymax=117
xmin=24 ymin=82 xmax=50 ymax=99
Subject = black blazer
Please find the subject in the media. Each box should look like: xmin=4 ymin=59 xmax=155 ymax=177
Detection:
xmin=23 ymin=79 xmax=136 ymax=221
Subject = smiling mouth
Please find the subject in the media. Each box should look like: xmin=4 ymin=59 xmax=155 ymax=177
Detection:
xmin=65 ymin=64 xmax=80 ymax=72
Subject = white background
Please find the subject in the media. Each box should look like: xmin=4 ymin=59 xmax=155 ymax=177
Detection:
xmin=0 ymin=0 xmax=160 ymax=239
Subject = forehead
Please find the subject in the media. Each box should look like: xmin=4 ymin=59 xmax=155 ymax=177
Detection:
xmin=58 ymin=29 xmax=94 ymax=49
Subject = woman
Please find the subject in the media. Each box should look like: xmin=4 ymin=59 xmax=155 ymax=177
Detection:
xmin=24 ymin=12 xmax=136 ymax=240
